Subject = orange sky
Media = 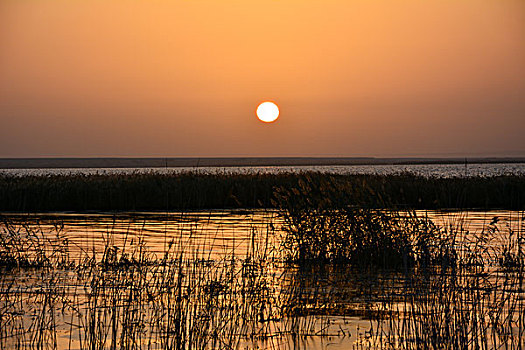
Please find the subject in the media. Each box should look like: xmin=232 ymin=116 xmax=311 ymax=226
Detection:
xmin=1 ymin=0 xmax=524 ymax=157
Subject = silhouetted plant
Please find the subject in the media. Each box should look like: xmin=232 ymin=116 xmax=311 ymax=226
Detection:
xmin=273 ymin=176 xmax=452 ymax=267
xmin=1 ymin=172 xmax=524 ymax=211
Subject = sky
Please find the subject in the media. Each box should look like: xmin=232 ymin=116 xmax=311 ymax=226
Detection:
xmin=1 ymin=0 xmax=524 ymax=158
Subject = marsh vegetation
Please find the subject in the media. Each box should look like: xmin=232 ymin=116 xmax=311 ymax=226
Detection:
xmin=1 ymin=173 xmax=524 ymax=349
xmin=1 ymin=172 xmax=525 ymax=211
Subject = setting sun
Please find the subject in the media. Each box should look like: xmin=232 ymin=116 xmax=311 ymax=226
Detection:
xmin=1 ymin=1 xmax=525 ymax=348
xmin=256 ymin=102 xmax=279 ymax=123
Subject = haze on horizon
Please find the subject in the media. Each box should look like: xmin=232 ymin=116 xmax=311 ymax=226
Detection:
xmin=1 ymin=0 xmax=524 ymax=158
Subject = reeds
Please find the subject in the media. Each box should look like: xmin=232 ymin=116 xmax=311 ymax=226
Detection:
xmin=1 ymin=172 xmax=524 ymax=212
xmin=0 ymin=213 xmax=318 ymax=349
xmin=0 ymin=218 xmax=71 ymax=269
xmin=272 ymin=177 xmax=524 ymax=348
xmin=1 ymin=181 xmax=524 ymax=349
xmin=273 ymin=176 xmax=451 ymax=268
xmin=356 ymin=213 xmax=525 ymax=349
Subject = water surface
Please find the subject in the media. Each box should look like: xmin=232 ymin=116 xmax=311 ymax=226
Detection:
xmin=3 ymin=162 xmax=525 ymax=178
xmin=1 ymin=210 xmax=523 ymax=349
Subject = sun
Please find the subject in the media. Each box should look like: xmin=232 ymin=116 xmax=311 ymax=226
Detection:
xmin=256 ymin=102 xmax=279 ymax=123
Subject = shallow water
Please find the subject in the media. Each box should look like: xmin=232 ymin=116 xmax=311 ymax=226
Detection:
xmin=1 ymin=210 xmax=523 ymax=349
xmin=1 ymin=209 xmax=522 ymax=261
xmin=2 ymin=162 xmax=525 ymax=178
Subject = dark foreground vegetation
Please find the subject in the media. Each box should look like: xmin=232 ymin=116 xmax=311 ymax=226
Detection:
xmin=1 ymin=207 xmax=524 ymax=349
xmin=1 ymin=172 xmax=524 ymax=348
xmin=1 ymin=172 xmax=524 ymax=212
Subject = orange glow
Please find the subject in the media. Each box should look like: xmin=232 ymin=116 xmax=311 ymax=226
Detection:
xmin=0 ymin=0 xmax=524 ymax=157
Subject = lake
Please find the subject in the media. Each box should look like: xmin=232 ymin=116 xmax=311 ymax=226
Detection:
xmin=1 ymin=209 xmax=523 ymax=349
xmin=2 ymin=162 xmax=525 ymax=178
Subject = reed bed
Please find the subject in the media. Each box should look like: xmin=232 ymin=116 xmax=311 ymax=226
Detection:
xmin=356 ymin=213 xmax=525 ymax=349
xmin=1 ymin=172 xmax=524 ymax=212
xmin=1 ymin=174 xmax=524 ymax=349
xmin=274 ymin=177 xmax=452 ymax=267
xmin=273 ymin=178 xmax=524 ymax=349
xmin=0 ymin=213 xmax=332 ymax=349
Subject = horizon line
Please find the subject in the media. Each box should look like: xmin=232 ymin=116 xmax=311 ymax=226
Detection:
xmin=1 ymin=156 xmax=525 ymax=169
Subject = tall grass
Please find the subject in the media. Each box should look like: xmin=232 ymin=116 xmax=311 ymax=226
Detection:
xmin=1 ymin=178 xmax=524 ymax=350
xmin=0 ymin=218 xmax=71 ymax=269
xmin=1 ymin=172 xmax=524 ymax=212
xmin=0 ymin=214 xmax=321 ymax=349
xmin=273 ymin=176 xmax=452 ymax=268
xmin=272 ymin=177 xmax=524 ymax=348
xmin=356 ymin=213 xmax=525 ymax=349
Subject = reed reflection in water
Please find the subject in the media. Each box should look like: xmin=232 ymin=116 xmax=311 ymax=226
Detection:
xmin=0 ymin=210 xmax=523 ymax=349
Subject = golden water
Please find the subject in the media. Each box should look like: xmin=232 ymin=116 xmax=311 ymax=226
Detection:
xmin=1 ymin=209 xmax=523 ymax=349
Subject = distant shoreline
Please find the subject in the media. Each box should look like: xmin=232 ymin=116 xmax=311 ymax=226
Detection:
xmin=1 ymin=157 xmax=525 ymax=169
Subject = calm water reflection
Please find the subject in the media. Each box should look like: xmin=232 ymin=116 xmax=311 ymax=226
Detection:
xmin=1 ymin=209 xmax=521 ymax=260
xmin=1 ymin=210 xmax=523 ymax=349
